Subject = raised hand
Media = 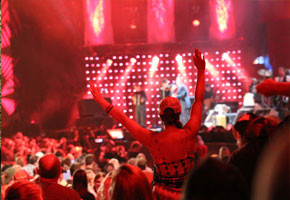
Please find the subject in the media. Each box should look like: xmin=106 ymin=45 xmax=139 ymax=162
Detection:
xmin=89 ymin=81 xmax=103 ymax=102
xmin=193 ymin=48 xmax=205 ymax=72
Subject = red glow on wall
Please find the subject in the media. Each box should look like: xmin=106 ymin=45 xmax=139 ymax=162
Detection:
xmin=147 ymin=0 xmax=175 ymax=42
xmin=1 ymin=0 xmax=15 ymax=116
xmin=210 ymin=0 xmax=235 ymax=40
xmin=85 ymin=0 xmax=113 ymax=45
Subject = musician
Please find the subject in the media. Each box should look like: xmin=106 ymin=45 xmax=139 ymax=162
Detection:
xmin=159 ymin=79 xmax=172 ymax=100
xmin=275 ymin=67 xmax=287 ymax=82
xmin=204 ymin=84 xmax=214 ymax=112
xmin=273 ymin=67 xmax=289 ymax=118
xmin=132 ymin=85 xmax=147 ymax=127
xmin=173 ymin=75 xmax=191 ymax=125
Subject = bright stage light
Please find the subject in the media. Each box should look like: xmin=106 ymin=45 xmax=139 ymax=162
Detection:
xmin=192 ymin=19 xmax=200 ymax=27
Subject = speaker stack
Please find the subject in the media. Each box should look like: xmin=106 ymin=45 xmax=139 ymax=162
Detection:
xmin=76 ymin=98 xmax=114 ymax=129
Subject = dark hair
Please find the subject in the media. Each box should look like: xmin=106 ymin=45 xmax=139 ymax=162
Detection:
xmin=234 ymin=112 xmax=258 ymax=139
xmin=160 ymin=108 xmax=182 ymax=129
xmin=85 ymin=154 xmax=94 ymax=165
xmin=5 ymin=181 xmax=42 ymax=200
xmin=111 ymin=164 xmax=154 ymax=200
xmin=72 ymin=169 xmax=89 ymax=197
xmin=28 ymin=155 xmax=38 ymax=165
xmin=182 ymin=158 xmax=249 ymax=200
xmin=70 ymin=162 xmax=81 ymax=177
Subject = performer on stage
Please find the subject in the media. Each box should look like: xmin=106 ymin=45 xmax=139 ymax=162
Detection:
xmin=203 ymin=84 xmax=214 ymax=113
xmin=132 ymin=85 xmax=147 ymax=127
xmin=173 ymin=75 xmax=191 ymax=125
xmin=159 ymin=79 xmax=172 ymax=100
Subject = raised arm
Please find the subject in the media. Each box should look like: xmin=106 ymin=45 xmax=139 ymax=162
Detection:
xmin=256 ymin=79 xmax=290 ymax=97
xmin=184 ymin=49 xmax=205 ymax=135
xmin=90 ymin=83 xmax=152 ymax=147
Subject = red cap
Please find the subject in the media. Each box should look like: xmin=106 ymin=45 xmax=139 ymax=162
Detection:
xmin=159 ymin=97 xmax=181 ymax=115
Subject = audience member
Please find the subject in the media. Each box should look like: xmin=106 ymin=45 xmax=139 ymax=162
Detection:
xmin=90 ymin=48 xmax=206 ymax=199
xmin=182 ymin=158 xmax=249 ymax=200
xmin=22 ymin=155 xmax=38 ymax=177
xmin=93 ymin=172 xmax=105 ymax=194
xmin=36 ymin=154 xmax=81 ymax=200
xmin=5 ymin=180 xmax=43 ymax=200
xmin=229 ymin=116 xmax=276 ymax=190
xmin=110 ymin=164 xmax=154 ymax=200
xmin=72 ymin=170 xmax=95 ymax=200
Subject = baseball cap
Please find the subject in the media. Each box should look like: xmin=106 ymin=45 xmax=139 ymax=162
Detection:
xmin=159 ymin=97 xmax=181 ymax=115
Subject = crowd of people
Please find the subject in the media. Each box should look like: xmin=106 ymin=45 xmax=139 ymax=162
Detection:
xmin=1 ymin=49 xmax=289 ymax=200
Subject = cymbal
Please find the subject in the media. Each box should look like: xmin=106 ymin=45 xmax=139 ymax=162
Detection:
xmin=258 ymin=69 xmax=272 ymax=77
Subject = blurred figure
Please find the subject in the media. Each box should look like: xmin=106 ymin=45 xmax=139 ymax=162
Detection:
xmin=160 ymin=79 xmax=172 ymax=99
xmin=173 ymin=75 xmax=191 ymax=125
xmin=85 ymin=169 xmax=97 ymax=198
xmin=252 ymin=124 xmax=289 ymax=200
xmin=36 ymin=154 xmax=81 ymax=200
xmin=93 ymin=172 xmax=105 ymax=194
xmin=218 ymin=146 xmax=231 ymax=162
xmin=72 ymin=170 xmax=95 ymax=200
xmin=96 ymin=172 xmax=112 ymax=200
xmin=137 ymin=157 xmax=153 ymax=185
xmin=229 ymin=116 xmax=277 ymax=191
xmin=110 ymin=164 xmax=154 ymax=200
xmin=132 ymin=84 xmax=147 ymax=127
xmin=182 ymin=158 xmax=249 ymax=200
xmin=5 ymin=180 xmax=43 ymax=200
xmin=85 ymin=154 xmax=99 ymax=173
xmin=23 ymin=155 xmax=38 ymax=177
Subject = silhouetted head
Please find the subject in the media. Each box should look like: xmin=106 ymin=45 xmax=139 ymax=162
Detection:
xmin=110 ymin=164 xmax=153 ymax=200
xmin=182 ymin=158 xmax=249 ymax=200
xmin=5 ymin=180 xmax=43 ymax=200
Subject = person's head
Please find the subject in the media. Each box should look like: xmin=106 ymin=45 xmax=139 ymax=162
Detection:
xmin=182 ymin=158 xmax=249 ymax=200
xmin=134 ymin=84 xmax=141 ymax=92
xmin=104 ymin=163 xmax=114 ymax=174
xmin=159 ymin=97 xmax=183 ymax=128
xmin=28 ymin=155 xmax=38 ymax=165
xmin=205 ymin=84 xmax=211 ymax=92
xmin=110 ymin=164 xmax=154 ymax=200
xmin=176 ymin=75 xmax=184 ymax=86
xmin=85 ymin=154 xmax=94 ymax=166
xmin=72 ymin=169 xmax=88 ymax=195
xmin=94 ymin=172 xmax=105 ymax=192
xmin=85 ymin=168 xmax=96 ymax=185
xmin=5 ymin=180 xmax=43 ymax=200
xmin=37 ymin=154 xmax=62 ymax=180
xmin=233 ymin=112 xmax=258 ymax=144
xmin=161 ymin=79 xmax=169 ymax=88
xmin=70 ymin=162 xmax=80 ymax=178
xmin=137 ymin=158 xmax=147 ymax=170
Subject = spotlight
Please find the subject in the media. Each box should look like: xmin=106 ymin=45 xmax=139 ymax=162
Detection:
xmin=192 ymin=19 xmax=200 ymax=27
